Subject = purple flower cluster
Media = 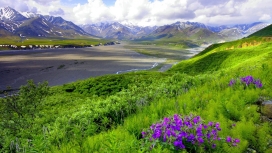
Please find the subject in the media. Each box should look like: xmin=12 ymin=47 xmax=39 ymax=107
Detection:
xmin=226 ymin=136 xmax=240 ymax=146
xmin=229 ymin=75 xmax=263 ymax=88
xmin=142 ymin=114 xmax=240 ymax=151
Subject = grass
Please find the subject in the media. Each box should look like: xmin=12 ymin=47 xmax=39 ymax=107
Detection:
xmin=248 ymin=24 xmax=272 ymax=37
xmin=169 ymin=38 xmax=272 ymax=75
xmin=0 ymin=37 xmax=110 ymax=50
xmin=1 ymin=34 xmax=272 ymax=152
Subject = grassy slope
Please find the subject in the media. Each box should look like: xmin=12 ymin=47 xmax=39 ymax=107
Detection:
xmin=1 ymin=31 xmax=272 ymax=152
xmin=168 ymin=38 xmax=272 ymax=75
xmin=0 ymin=37 xmax=108 ymax=49
xmin=48 ymin=35 xmax=272 ymax=152
xmin=248 ymin=24 xmax=272 ymax=37
xmin=49 ymin=37 xmax=272 ymax=152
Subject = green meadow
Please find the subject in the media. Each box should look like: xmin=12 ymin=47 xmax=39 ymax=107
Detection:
xmin=1 ymin=29 xmax=272 ymax=152
xmin=0 ymin=37 xmax=109 ymax=50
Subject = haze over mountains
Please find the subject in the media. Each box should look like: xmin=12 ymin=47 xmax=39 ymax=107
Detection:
xmin=0 ymin=6 xmax=270 ymax=42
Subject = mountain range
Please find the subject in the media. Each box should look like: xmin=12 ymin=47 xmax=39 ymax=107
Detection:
xmin=0 ymin=6 xmax=270 ymax=42
xmin=81 ymin=21 xmax=270 ymax=43
xmin=80 ymin=22 xmax=157 ymax=40
xmin=0 ymin=6 xmax=90 ymax=38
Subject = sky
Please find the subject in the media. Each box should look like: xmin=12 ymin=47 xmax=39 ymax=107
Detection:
xmin=1 ymin=0 xmax=272 ymax=26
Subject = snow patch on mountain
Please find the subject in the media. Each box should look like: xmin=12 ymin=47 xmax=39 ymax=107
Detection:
xmin=0 ymin=7 xmax=27 ymax=21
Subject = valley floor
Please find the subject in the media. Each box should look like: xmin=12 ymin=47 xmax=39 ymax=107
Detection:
xmin=0 ymin=44 xmax=166 ymax=91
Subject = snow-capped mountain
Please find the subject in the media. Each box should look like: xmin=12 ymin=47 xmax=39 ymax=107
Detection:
xmin=81 ymin=21 xmax=269 ymax=40
xmin=0 ymin=7 xmax=270 ymax=40
xmin=240 ymin=22 xmax=270 ymax=35
xmin=81 ymin=22 xmax=157 ymax=39
xmin=43 ymin=15 xmax=87 ymax=35
xmin=217 ymin=22 xmax=270 ymax=39
xmin=0 ymin=6 xmax=91 ymax=38
xmin=0 ymin=6 xmax=27 ymax=21
xmin=145 ymin=21 xmax=270 ymax=42
xmin=21 ymin=12 xmax=42 ymax=18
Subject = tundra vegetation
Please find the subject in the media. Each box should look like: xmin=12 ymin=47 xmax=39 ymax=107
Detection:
xmin=0 ymin=37 xmax=110 ymax=50
xmin=0 ymin=32 xmax=272 ymax=153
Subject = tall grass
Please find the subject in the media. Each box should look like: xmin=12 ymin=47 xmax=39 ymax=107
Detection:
xmin=1 ymin=36 xmax=272 ymax=152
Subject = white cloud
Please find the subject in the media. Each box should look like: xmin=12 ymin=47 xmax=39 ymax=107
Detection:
xmin=49 ymin=8 xmax=65 ymax=16
xmin=73 ymin=0 xmax=112 ymax=24
xmin=1 ymin=0 xmax=272 ymax=26
xmin=72 ymin=0 xmax=196 ymax=26
xmin=192 ymin=0 xmax=272 ymax=25
xmin=259 ymin=14 xmax=271 ymax=21
xmin=31 ymin=7 xmax=38 ymax=13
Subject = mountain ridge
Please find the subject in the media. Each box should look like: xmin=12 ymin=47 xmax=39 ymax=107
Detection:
xmin=81 ymin=21 xmax=270 ymax=41
xmin=0 ymin=6 xmax=92 ymax=38
xmin=0 ymin=6 xmax=270 ymax=41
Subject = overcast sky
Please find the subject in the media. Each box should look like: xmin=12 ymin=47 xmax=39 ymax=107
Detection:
xmin=1 ymin=0 xmax=272 ymax=26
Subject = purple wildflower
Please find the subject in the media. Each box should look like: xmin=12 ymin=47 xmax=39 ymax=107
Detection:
xmin=206 ymin=132 xmax=211 ymax=139
xmin=234 ymin=139 xmax=240 ymax=143
xmin=174 ymin=140 xmax=185 ymax=149
xmin=254 ymin=79 xmax=263 ymax=88
xmin=208 ymin=122 xmax=213 ymax=127
xmin=241 ymin=75 xmax=254 ymax=85
xmin=226 ymin=136 xmax=232 ymax=143
xmin=142 ymin=131 xmax=146 ymax=138
xmin=215 ymin=122 xmax=221 ymax=131
xmin=237 ymin=75 xmax=263 ymax=88
xmin=178 ymin=131 xmax=188 ymax=138
xmin=152 ymin=128 xmax=162 ymax=139
xmin=197 ymin=137 xmax=204 ymax=144
xmin=212 ymin=143 xmax=216 ymax=149
xmin=229 ymin=79 xmax=236 ymax=86
xmin=142 ymin=114 xmax=240 ymax=151
xmin=166 ymin=129 xmax=171 ymax=137
xmin=193 ymin=116 xmax=201 ymax=124
xmin=163 ymin=117 xmax=170 ymax=126
xmin=187 ymin=133 xmax=195 ymax=142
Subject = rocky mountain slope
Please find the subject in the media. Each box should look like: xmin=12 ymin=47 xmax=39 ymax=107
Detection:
xmin=0 ymin=6 xmax=90 ymax=38
xmin=80 ymin=22 xmax=157 ymax=40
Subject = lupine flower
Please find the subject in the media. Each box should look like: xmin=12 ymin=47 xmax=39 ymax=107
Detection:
xmin=226 ymin=136 xmax=232 ymax=143
xmin=215 ymin=122 xmax=221 ymax=131
xmin=141 ymin=114 xmax=240 ymax=151
xmin=229 ymin=76 xmax=263 ymax=88
xmin=254 ymin=79 xmax=263 ymax=88
xmin=197 ymin=137 xmax=204 ymax=144
xmin=208 ymin=122 xmax=214 ymax=127
xmin=142 ymin=131 xmax=146 ymax=138
xmin=229 ymin=79 xmax=236 ymax=86
xmin=241 ymin=75 xmax=254 ymax=85
xmin=234 ymin=139 xmax=240 ymax=143
xmin=174 ymin=140 xmax=185 ymax=149
xmin=193 ymin=116 xmax=201 ymax=124
xmin=212 ymin=143 xmax=216 ymax=149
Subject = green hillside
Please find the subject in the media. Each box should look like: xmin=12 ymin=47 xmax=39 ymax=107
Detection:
xmin=1 ymin=30 xmax=272 ymax=152
xmin=168 ymin=37 xmax=272 ymax=75
xmin=0 ymin=37 xmax=108 ymax=50
xmin=248 ymin=24 xmax=272 ymax=37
